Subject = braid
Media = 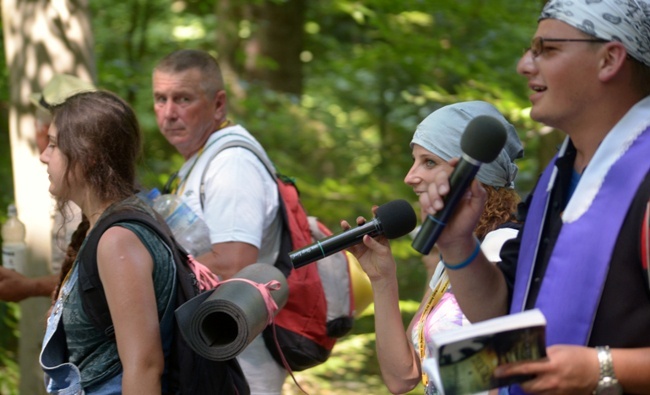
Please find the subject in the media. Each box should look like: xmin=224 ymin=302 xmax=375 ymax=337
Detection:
xmin=52 ymin=215 xmax=90 ymax=302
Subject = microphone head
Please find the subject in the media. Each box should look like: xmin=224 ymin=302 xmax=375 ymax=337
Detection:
xmin=375 ymin=199 xmax=417 ymax=239
xmin=460 ymin=115 xmax=508 ymax=163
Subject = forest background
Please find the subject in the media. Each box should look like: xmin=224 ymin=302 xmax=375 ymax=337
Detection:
xmin=0 ymin=0 xmax=559 ymax=394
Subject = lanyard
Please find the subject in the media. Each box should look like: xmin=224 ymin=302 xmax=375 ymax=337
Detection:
xmin=174 ymin=144 xmax=209 ymax=196
xmin=417 ymin=269 xmax=449 ymax=386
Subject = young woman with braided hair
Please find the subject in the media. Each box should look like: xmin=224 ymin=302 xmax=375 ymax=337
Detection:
xmin=39 ymin=90 xmax=176 ymax=395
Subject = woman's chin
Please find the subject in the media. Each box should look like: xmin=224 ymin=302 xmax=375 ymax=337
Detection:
xmin=48 ymin=186 xmax=60 ymax=198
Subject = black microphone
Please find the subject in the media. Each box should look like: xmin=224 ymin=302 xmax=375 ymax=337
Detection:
xmin=289 ymin=199 xmax=417 ymax=268
xmin=411 ymin=115 xmax=508 ymax=255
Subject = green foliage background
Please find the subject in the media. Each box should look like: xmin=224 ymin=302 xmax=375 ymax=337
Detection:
xmin=0 ymin=1 xmax=550 ymax=393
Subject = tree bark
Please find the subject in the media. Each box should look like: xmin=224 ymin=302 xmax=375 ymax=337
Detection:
xmin=216 ymin=0 xmax=306 ymax=96
xmin=2 ymin=0 xmax=95 ymax=393
xmin=215 ymin=0 xmax=246 ymax=100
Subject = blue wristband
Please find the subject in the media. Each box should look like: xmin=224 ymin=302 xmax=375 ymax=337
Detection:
xmin=440 ymin=238 xmax=480 ymax=270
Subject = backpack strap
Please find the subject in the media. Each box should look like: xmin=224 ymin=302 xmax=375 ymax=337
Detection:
xmin=199 ymin=137 xmax=277 ymax=211
xmin=198 ymin=136 xmax=296 ymax=277
xmin=77 ymin=206 xmax=189 ymax=337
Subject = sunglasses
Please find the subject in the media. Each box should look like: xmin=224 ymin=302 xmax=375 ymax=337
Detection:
xmin=525 ymin=36 xmax=608 ymax=57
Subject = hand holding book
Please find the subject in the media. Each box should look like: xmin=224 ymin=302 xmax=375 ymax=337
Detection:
xmin=422 ymin=309 xmax=547 ymax=395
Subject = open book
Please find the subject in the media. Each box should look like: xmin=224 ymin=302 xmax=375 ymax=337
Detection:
xmin=422 ymin=309 xmax=547 ymax=395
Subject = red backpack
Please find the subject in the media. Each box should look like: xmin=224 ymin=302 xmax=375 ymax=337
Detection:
xmin=200 ymin=136 xmax=355 ymax=371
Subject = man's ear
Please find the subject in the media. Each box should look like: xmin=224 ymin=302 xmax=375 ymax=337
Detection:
xmin=599 ymin=42 xmax=628 ymax=82
xmin=214 ymin=90 xmax=227 ymax=121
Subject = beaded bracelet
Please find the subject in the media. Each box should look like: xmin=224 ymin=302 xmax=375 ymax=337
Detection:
xmin=440 ymin=237 xmax=480 ymax=270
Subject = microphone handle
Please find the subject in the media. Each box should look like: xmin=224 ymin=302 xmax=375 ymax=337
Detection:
xmin=411 ymin=157 xmax=480 ymax=254
xmin=289 ymin=220 xmax=382 ymax=268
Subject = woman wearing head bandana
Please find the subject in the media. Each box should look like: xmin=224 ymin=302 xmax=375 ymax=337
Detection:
xmin=343 ymin=101 xmax=524 ymax=395
xmin=416 ymin=1 xmax=650 ymax=394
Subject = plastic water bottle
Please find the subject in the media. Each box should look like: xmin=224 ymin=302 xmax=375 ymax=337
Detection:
xmin=151 ymin=190 xmax=181 ymax=218
xmin=2 ymin=204 xmax=27 ymax=273
xmin=136 ymin=187 xmax=161 ymax=207
xmin=150 ymin=190 xmax=212 ymax=257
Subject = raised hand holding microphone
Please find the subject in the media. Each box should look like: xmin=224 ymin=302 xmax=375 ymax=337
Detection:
xmin=412 ymin=115 xmax=508 ymax=255
xmin=289 ymin=199 xmax=417 ymax=268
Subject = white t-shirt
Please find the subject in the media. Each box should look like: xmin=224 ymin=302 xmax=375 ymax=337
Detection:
xmin=175 ymin=125 xmax=286 ymax=394
xmin=481 ymin=226 xmax=519 ymax=263
xmin=175 ymin=124 xmax=282 ymax=264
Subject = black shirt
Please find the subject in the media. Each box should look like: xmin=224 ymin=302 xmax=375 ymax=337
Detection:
xmin=498 ymin=144 xmax=650 ymax=347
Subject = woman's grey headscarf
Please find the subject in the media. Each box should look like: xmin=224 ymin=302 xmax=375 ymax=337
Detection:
xmin=540 ymin=0 xmax=650 ymax=67
xmin=410 ymin=101 xmax=523 ymax=189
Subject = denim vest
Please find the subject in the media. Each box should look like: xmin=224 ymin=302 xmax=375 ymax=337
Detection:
xmin=40 ymin=264 xmax=176 ymax=394
xmin=40 ymin=267 xmax=119 ymax=395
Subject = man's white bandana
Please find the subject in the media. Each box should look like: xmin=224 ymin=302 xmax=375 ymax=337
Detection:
xmin=540 ymin=0 xmax=650 ymax=67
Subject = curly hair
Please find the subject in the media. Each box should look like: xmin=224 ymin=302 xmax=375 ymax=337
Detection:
xmin=475 ymin=185 xmax=521 ymax=240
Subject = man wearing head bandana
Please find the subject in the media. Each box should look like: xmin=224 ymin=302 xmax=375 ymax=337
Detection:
xmin=419 ymin=1 xmax=650 ymax=394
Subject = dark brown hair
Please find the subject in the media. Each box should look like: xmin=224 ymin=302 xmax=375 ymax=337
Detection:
xmin=51 ymin=90 xmax=141 ymax=300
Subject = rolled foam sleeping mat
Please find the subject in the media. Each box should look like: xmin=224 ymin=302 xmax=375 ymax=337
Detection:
xmin=175 ymin=262 xmax=289 ymax=361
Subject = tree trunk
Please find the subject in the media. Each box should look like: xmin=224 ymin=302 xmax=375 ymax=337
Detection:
xmin=216 ymin=0 xmax=306 ymax=96
xmin=215 ymin=0 xmax=246 ymax=100
xmin=1 ymin=0 xmax=95 ymax=393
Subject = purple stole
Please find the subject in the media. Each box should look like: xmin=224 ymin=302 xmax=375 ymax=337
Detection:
xmin=506 ymin=128 xmax=650 ymax=395
xmin=511 ymin=127 xmax=650 ymax=347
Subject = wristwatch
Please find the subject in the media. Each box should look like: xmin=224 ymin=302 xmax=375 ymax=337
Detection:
xmin=593 ymin=346 xmax=623 ymax=395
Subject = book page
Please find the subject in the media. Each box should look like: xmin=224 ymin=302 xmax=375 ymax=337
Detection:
xmin=423 ymin=309 xmax=547 ymax=395
xmin=437 ymin=325 xmax=546 ymax=394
